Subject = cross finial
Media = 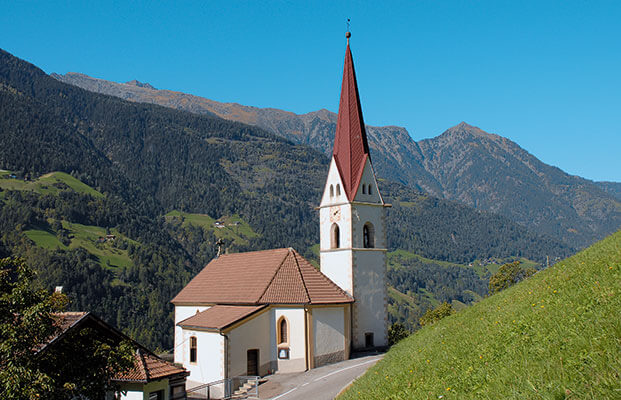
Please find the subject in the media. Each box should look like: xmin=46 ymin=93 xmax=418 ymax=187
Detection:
xmin=346 ymin=18 xmax=351 ymax=44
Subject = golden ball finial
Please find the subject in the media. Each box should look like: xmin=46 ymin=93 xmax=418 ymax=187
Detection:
xmin=346 ymin=31 xmax=351 ymax=39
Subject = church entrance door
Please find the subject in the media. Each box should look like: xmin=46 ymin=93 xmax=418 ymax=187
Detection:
xmin=247 ymin=349 xmax=259 ymax=376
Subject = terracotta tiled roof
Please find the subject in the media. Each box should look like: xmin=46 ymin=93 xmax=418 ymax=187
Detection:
xmin=177 ymin=305 xmax=267 ymax=331
xmin=171 ymin=248 xmax=353 ymax=305
xmin=114 ymin=349 xmax=188 ymax=383
xmin=35 ymin=312 xmax=88 ymax=352
xmin=333 ymin=42 xmax=370 ymax=201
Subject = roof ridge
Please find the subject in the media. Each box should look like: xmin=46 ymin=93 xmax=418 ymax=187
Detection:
xmin=291 ymin=249 xmax=311 ymax=303
xmin=137 ymin=348 xmax=149 ymax=381
xmin=257 ymin=249 xmax=291 ymax=303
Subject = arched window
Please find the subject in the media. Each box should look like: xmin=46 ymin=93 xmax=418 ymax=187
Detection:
xmin=363 ymin=222 xmax=375 ymax=248
xmin=330 ymin=184 xmax=334 ymax=198
xmin=189 ymin=336 xmax=197 ymax=363
xmin=362 ymin=185 xmax=366 ymax=194
xmin=368 ymin=184 xmax=372 ymax=195
xmin=278 ymin=317 xmax=288 ymax=344
xmin=336 ymin=184 xmax=341 ymax=196
xmin=331 ymin=223 xmax=340 ymax=249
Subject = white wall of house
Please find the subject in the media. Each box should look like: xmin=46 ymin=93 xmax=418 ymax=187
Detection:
xmin=227 ymin=310 xmax=272 ymax=377
xmin=179 ymin=328 xmax=224 ymax=385
xmin=109 ymin=379 xmax=169 ymax=400
xmin=273 ymin=307 xmax=306 ymax=373
xmin=174 ymin=305 xmax=210 ymax=364
xmin=312 ymin=306 xmax=347 ymax=367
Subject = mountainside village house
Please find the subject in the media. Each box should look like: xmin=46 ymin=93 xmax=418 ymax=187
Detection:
xmin=172 ymin=33 xmax=391 ymax=390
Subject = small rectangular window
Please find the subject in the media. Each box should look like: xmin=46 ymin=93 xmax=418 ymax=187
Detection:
xmin=190 ymin=336 xmax=197 ymax=363
xmin=365 ymin=332 xmax=374 ymax=348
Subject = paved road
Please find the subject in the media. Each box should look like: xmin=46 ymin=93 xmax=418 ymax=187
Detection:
xmin=259 ymin=353 xmax=383 ymax=400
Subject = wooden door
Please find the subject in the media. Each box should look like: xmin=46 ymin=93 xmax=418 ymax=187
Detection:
xmin=247 ymin=349 xmax=259 ymax=376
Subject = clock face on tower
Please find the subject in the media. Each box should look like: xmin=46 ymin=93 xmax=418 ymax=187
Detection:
xmin=330 ymin=206 xmax=341 ymax=222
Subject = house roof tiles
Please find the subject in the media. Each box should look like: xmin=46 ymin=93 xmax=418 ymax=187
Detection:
xmin=114 ymin=349 xmax=187 ymax=383
xmin=171 ymin=248 xmax=353 ymax=305
xmin=177 ymin=305 xmax=267 ymax=331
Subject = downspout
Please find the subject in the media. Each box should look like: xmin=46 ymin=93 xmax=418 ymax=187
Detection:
xmin=304 ymin=305 xmax=309 ymax=371
xmin=219 ymin=331 xmax=229 ymax=380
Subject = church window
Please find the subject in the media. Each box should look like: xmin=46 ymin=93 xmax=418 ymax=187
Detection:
xmin=362 ymin=185 xmax=366 ymax=194
xmin=189 ymin=336 xmax=197 ymax=363
xmin=331 ymin=223 xmax=340 ymax=249
xmin=368 ymin=184 xmax=372 ymax=195
xmin=330 ymin=184 xmax=334 ymax=198
xmin=336 ymin=184 xmax=341 ymax=196
xmin=363 ymin=222 xmax=375 ymax=248
xmin=365 ymin=332 xmax=374 ymax=348
xmin=277 ymin=316 xmax=288 ymax=344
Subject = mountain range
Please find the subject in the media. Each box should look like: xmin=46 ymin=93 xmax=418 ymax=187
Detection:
xmin=52 ymin=72 xmax=621 ymax=248
xmin=2 ymin=48 xmax=574 ymax=349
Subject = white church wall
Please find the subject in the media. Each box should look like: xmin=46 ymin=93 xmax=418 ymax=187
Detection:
xmin=353 ymin=159 xmax=383 ymax=204
xmin=319 ymin=158 xmax=347 ymax=207
xmin=312 ymin=306 xmax=347 ymax=367
xmin=174 ymin=305 xmax=210 ymax=364
xmin=227 ymin=309 xmax=272 ymax=377
xmin=351 ymin=250 xmax=388 ymax=348
xmin=179 ymin=328 xmax=224 ymax=386
xmin=320 ymin=250 xmax=353 ymax=295
xmin=273 ymin=307 xmax=306 ymax=373
xmin=351 ymin=204 xmax=386 ymax=249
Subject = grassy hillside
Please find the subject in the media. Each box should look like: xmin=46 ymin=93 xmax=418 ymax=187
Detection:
xmin=0 ymin=171 xmax=103 ymax=198
xmin=341 ymin=230 xmax=621 ymax=399
xmin=165 ymin=211 xmax=258 ymax=247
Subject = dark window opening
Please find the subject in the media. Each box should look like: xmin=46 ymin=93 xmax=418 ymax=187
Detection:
xmin=331 ymin=223 xmax=340 ymax=249
xmin=363 ymin=223 xmax=375 ymax=248
xmin=365 ymin=332 xmax=374 ymax=348
xmin=189 ymin=336 xmax=197 ymax=363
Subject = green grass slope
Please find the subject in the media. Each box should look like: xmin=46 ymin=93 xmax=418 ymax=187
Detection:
xmin=0 ymin=171 xmax=103 ymax=198
xmin=341 ymin=231 xmax=621 ymax=399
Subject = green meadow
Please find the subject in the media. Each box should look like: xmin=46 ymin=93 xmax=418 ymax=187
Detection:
xmin=165 ymin=210 xmax=259 ymax=246
xmin=341 ymin=230 xmax=621 ymax=399
xmin=0 ymin=171 xmax=103 ymax=198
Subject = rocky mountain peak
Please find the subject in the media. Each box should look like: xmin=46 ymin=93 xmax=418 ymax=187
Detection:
xmin=125 ymin=79 xmax=156 ymax=90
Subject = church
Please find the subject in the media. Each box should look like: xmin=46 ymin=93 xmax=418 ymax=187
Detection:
xmin=171 ymin=33 xmax=389 ymax=388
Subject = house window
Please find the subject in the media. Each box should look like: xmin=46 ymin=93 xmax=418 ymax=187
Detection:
xmin=331 ymin=223 xmax=340 ymax=249
xmin=148 ymin=390 xmax=164 ymax=400
xmin=330 ymin=184 xmax=334 ymax=198
xmin=363 ymin=222 xmax=375 ymax=248
xmin=189 ymin=336 xmax=197 ymax=363
xmin=336 ymin=184 xmax=341 ymax=196
xmin=278 ymin=317 xmax=288 ymax=344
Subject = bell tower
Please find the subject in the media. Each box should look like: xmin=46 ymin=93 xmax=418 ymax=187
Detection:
xmin=319 ymin=32 xmax=388 ymax=349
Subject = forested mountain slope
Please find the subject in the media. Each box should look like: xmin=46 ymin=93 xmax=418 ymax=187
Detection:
xmin=1 ymin=49 xmax=569 ymax=349
xmin=53 ymin=72 xmax=621 ymax=248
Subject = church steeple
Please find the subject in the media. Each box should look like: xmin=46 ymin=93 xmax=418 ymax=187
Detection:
xmin=332 ymin=34 xmax=371 ymax=201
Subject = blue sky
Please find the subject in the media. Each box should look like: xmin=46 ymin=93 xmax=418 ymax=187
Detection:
xmin=2 ymin=1 xmax=620 ymax=181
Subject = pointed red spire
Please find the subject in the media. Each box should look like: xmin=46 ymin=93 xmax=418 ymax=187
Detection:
xmin=332 ymin=39 xmax=370 ymax=201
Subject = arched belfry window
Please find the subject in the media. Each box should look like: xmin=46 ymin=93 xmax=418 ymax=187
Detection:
xmin=336 ymin=184 xmax=341 ymax=196
xmin=363 ymin=222 xmax=375 ymax=248
xmin=189 ymin=336 xmax=197 ymax=363
xmin=330 ymin=184 xmax=334 ymax=198
xmin=331 ymin=223 xmax=340 ymax=249
xmin=362 ymin=185 xmax=366 ymax=194
xmin=277 ymin=316 xmax=288 ymax=345
xmin=368 ymin=184 xmax=372 ymax=195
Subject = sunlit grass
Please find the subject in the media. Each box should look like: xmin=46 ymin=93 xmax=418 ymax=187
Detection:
xmin=341 ymin=230 xmax=621 ymax=399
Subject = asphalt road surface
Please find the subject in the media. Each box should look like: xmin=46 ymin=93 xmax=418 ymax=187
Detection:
xmin=259 ymin=353 xmax=383 ymax=400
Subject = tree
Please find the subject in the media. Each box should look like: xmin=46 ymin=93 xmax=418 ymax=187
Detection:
xmin=388 ymin=322 xmax=410 ymax=346
xmin=419 ymin=302 xmax=455 ymax=327
xmin=488 ymin=261 xmax=537 ymax=295
xmin=0 ymin=257 xmax=67 ymax=399
xmin=0 ymin=257 xmax=133 ymax=399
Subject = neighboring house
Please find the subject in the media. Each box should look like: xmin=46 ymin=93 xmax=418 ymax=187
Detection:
xmin=172 ymin=33 xmax=389 ymax=390
xmin=37 ymin=312 xmax=189 ymax=400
